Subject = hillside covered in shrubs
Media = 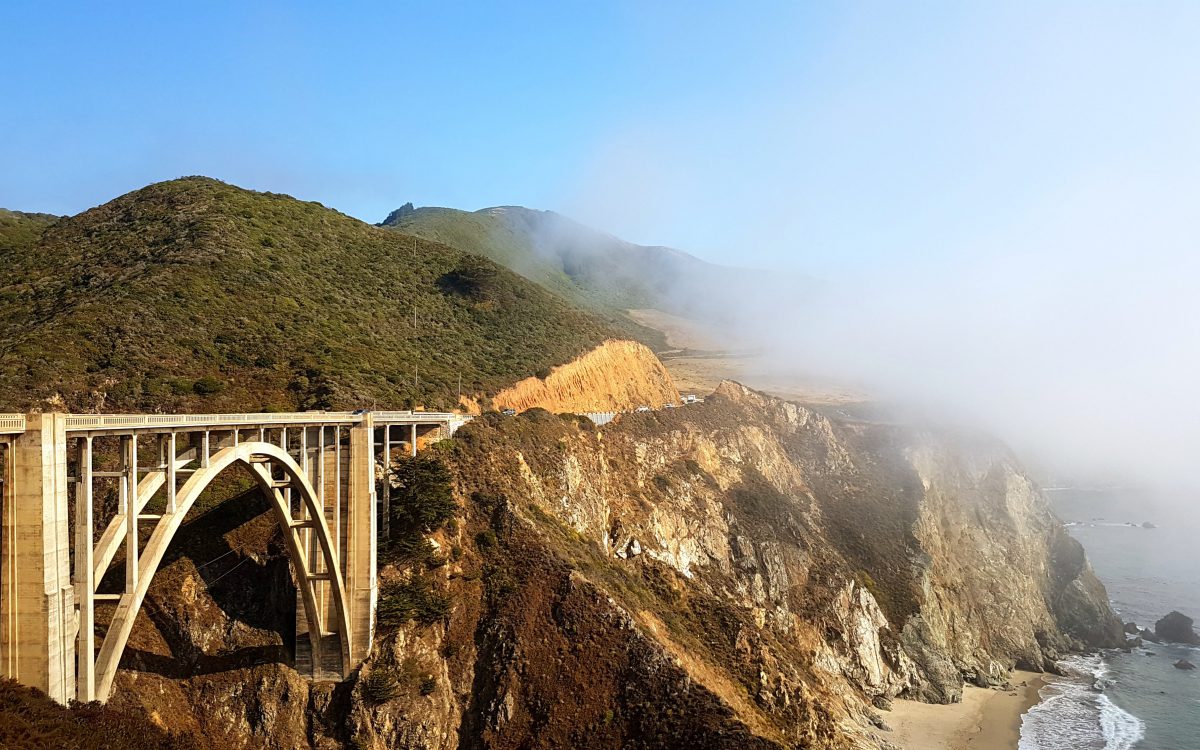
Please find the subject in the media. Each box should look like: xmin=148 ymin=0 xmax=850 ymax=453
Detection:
xmin=0 ymin=178 xmax=618 ymax=412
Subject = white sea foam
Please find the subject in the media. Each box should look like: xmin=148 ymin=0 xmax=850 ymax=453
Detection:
xmin=1018 ymin=655 xmax=1145 ymax=750
xmin=1098 ymin=694 xmax=1145 ymax=749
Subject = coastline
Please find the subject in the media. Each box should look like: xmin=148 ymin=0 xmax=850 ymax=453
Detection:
xmin=884 ymin=670 xmax=1046 ymax=750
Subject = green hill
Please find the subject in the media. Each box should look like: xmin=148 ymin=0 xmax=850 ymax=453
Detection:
xmin=0 ymin=178 xmax=618 ymax=412
xmin=0 ymin=208 xmax=59 ymax=254
xmin=380 ymin=204 xmax=762 ymax=338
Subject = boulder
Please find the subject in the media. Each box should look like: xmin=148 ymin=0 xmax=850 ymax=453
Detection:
xmin=1155 ymin=611 xmax=1200 ymax=645
xmin=1174 ymin=659 xmax=1195 ymax=671
xmin=1123 ymin=622 xmax=1140 ymax=634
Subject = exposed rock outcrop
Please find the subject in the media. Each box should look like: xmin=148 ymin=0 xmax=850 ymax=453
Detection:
xmin=1155 ymin=611 xmax=1200 ymax=644
xmin=492 ymin=339 xmax=680 ymax=414
xmin=440 ymin=381 xmax=1120 ymax=744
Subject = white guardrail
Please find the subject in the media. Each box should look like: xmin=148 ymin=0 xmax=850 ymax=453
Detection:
xmin=64 ymin=412 xmax=361 ymax=431
xmin=0 ymin=411 xmax=468 ymax=434
xmin=62 ymin=411 xmax=465 ymax=432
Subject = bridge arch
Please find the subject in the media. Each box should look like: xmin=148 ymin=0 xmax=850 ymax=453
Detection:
xmin=92 ymin=441 xmax=352 ymax=702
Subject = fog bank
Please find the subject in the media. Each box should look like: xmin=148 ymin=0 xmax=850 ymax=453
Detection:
xmin=721 ymin=170 xmax=1200 ymax=495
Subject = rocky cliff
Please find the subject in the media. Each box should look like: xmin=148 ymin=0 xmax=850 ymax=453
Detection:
xmin=103 ymin=381 xmax=1121 ymax=750
xmin=491 ymin=339 xmax=680 ymax=414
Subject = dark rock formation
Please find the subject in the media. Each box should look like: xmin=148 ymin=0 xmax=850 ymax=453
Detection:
xmin=1174 ymin=659 xmax=1195 ymax=670
xmin=1047 ymin=530 xmax=1126 ymax=648
xmin=380 ymin=201 xmax=416 ymax=225
xmin=1155 ymin=611 xmax=1200 ymax=644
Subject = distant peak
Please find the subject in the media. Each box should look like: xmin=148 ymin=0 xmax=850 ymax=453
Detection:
xmin=381 ymin=202 xmax=416 ymax=225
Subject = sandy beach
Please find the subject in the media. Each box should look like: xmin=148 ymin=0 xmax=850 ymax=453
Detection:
xmin=884 ymin=671 xmax=1046 ymax=750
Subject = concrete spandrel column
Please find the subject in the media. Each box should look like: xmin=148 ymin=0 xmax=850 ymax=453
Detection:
xmin=0 ymin=414 xmax=75 ymax=703
xmin=346 ymin=414 xmax=376 ymax=665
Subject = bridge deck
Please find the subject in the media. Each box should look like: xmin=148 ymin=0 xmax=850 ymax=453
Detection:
xmin=0 ymin=410 xmax=463 ymax=435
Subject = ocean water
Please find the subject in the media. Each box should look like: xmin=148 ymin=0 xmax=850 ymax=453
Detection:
xmin=1019 ymin=488 xmax=1200 ymax=750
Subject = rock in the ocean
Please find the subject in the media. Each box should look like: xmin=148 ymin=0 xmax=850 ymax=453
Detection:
xmin=1124 ymin=622 xmax=1140 ymax=634
xmin=1155 ymin=611 xmax=1200 ymax=644
xmin=1174 ymin=659 xmax=1195 ymax=670
xmin=1142 ymin=521 xmax=1156 ymax=529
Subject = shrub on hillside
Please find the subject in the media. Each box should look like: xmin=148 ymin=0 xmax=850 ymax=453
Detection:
xmin=360 ymin=668 xmax=403 ymax=703
xmin=376 ymin=574 xmax=451 ymax=629
xmin=381 ymin=455 xmax=457 ymax=566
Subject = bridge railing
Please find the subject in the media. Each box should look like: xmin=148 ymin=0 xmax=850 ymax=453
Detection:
xmin=373 ymin=411 xmax=459 ymax=423
xmin=63 ymin=411 xmax=363 ymax=432
xmin=0 ymin=411 xmax=469 ymax=434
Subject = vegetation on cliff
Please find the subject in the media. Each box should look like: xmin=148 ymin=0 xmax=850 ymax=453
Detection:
xmin=377 ymin=454 xmax=457 ymax=629
xmin=0 ymin=679 xmax=214 ymax=750
xmin=0 ymin=178 xmax=620 ymax=412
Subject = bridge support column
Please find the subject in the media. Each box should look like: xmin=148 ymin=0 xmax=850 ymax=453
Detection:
xmin=346 ymin=415 xmax=376 ymax=666
xmin=0 ymin=414 xmax=74 ymax=703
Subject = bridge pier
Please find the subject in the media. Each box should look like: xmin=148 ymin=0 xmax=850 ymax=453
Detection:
xmin=346 ymin=415 xmax=376 ymax=665
xmin=0 ymin=414 xmax=74 ymax=704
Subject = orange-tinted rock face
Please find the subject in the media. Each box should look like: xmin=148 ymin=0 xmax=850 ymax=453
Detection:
xmin=492 ymin=340 xmax=680 ymax=414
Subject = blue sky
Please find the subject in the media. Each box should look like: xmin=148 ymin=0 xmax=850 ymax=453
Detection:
xmin=4 ymin=2 xmax=1200 ymax=486
xmin=2 ymin=2 xmax=1198 ymax=274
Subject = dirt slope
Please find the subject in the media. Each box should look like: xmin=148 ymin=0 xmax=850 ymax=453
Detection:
xmin=491 ymin=339 xmax=680 ymax=414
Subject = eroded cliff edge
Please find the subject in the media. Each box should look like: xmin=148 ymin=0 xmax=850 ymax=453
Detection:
xmin=489 ymin=339 xmax=680 ymax=414
xmin=107 ymin=380 xmax=1122 ymax=750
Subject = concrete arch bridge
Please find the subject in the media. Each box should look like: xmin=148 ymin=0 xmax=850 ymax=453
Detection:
xmin=0 ymin=410 xmax=468 ymax=704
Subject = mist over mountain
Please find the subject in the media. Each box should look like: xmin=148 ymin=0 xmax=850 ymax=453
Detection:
xmin=383 ymin=202 xmax=806 ymax=345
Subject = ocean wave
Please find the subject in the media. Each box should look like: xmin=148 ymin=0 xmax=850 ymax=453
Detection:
xmin=1098 ymin=694 xmax=1145 ymax=749
xmin=1018 ymin=655 xmax=1145 ymax=750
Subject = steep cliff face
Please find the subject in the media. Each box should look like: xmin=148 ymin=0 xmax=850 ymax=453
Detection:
xmin=491 ymin=339 xmax=680 ymax=414
xmin=106 ymin=381 xmax=1121 ymax=750
xmin=432 ymin=381 xmax=1121 ymax=747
